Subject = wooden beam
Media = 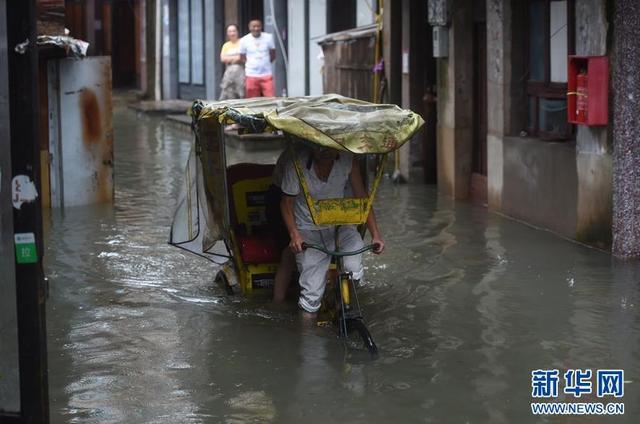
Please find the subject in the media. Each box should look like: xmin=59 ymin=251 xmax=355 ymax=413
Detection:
xmin=6 ymin=0 xmax=50 ymax=421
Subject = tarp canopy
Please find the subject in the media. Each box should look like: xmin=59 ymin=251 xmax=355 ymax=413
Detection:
xmin=171 ymin=95 xmax=425 ymax=269
xmin=190 ymin=94 xmax=424 ymax=154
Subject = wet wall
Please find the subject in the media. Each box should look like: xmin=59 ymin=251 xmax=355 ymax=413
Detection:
xmin=486 ymin=0 xmax=613 ymax=250
xmin=436 ymin=0 xmax=474 ymax=199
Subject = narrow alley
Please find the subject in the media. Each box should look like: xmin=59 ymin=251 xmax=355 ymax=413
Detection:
xmin=3 ymin=1 xmax=640 ymax=423
xmin=42 ymin=101 xmax=640 ymax=423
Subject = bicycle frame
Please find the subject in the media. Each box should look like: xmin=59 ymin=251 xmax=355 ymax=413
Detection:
xmin=304 ymin=233 xmax=379 ymax=358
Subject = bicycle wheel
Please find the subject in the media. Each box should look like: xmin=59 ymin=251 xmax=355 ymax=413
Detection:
xmin=347 ymin=318 xmax=379 ymax=359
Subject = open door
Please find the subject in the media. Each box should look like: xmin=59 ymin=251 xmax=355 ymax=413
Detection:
xmin=110 ymin=0 xmax=138 ymax=87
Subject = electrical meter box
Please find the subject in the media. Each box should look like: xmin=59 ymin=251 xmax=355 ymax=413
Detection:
xmin=432 ymin=26 xmax=449 ymax=58
xmin=567 ymin=56 xmax=609 ymax=126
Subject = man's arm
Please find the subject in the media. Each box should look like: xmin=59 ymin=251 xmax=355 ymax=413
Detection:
xmin=349 ymin=158 xmax=384 ymax=254
xmin=280 ymin=195 xmax=304 ymax=253
xmin=268 ymin=33 xmax=276 ymax=62
xmin=238 ymin=39 xmax=247 ymax=64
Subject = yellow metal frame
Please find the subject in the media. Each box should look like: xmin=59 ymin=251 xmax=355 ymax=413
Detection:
xmin=290 ymin=145 xmax=387 ymax=226
xmin=230 ymin=176 xmax=272 ymax=234
xmin=227 ymin=173 xmax=280 ymax=295
xmin=229 ymin=226 xmax=280 ymax=295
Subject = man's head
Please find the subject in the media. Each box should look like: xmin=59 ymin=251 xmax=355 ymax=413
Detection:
xmin=248 ymin=19 xmax=262 ymax=37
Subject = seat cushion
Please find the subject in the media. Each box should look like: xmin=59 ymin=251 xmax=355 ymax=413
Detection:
xmin=237 ymin=234 xmax=280 ymax=264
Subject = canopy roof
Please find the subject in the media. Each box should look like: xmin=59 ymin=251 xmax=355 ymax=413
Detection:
xmin=190 ymin=94 xmax=424 ymax=154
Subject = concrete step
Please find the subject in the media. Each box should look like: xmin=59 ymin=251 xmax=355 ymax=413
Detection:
xmin=128 ymin=99 xmax=192 ymax=115
xmin=163 ymin=114 xmax=192 ymax=134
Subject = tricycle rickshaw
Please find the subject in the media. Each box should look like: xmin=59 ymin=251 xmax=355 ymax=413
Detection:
xmin=170 ymin=94 xmax=424 ymax=357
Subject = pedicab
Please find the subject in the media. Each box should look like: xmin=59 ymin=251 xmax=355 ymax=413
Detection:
xmin=169 ymin=94 xmax=424 ymax=357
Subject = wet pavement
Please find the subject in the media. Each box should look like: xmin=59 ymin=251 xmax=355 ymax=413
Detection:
xmin=45 ymin=104 xmax=640 ymax=423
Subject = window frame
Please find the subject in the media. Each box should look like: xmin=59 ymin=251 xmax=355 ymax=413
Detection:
xmin=524 ymin=0 xmax=575 ymax=140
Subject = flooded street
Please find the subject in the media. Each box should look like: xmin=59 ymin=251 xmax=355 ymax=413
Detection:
xmin=45 ymin=104 xmax=640 ymax=423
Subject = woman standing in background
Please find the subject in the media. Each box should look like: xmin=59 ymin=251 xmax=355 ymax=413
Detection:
xmin=219 ymin=24 xmax=245 ymax=100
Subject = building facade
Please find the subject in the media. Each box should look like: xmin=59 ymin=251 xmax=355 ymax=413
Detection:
xmin=65 ymin=0 xmax=638 ymax=257
xmin=157 ymin=0 xmax=375 ymax=101
xmin=420 ymin=0 xmax=639 ymax=257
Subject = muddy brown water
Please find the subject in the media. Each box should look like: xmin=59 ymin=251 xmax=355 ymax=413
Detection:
xmin=45 ymin=106 xmax=640 ymax=423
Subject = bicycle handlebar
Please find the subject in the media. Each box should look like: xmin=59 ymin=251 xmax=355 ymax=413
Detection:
xmin=302 ymin=242 xmax=379 ymax=257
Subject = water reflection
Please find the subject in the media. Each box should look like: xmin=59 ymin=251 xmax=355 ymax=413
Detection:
xmin=45 ymin=106 xmax=640 ymax=423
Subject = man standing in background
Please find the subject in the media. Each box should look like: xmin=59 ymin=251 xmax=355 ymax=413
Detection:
xmin=239 ymin=19 xmax=276 ymax=98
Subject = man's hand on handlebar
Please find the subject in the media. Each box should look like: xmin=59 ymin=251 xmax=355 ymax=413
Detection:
xmin=289 ymin=231 xmax=305 ymax=254
xmin=302 ymin=241 xmax=384 ymax=256
xmin=371 ymin=237 xmax=385 ymax=254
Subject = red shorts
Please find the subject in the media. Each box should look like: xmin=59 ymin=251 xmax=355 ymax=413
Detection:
xmin=245 ymin=75 xmax=275 ymax=98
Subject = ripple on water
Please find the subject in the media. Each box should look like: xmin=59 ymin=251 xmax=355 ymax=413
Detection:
xmin=225 ymin=391 xmax=276 ymax=423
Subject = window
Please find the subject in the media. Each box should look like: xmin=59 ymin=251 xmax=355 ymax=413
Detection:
xmin=525 ymin=0 xmax=574 ymax=140
xmin=178 ymin=0 xmax=205 ymax=86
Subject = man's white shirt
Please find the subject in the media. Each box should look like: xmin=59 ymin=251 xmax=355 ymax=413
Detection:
xmin=239 ymin=32 xmax=275 ymax=77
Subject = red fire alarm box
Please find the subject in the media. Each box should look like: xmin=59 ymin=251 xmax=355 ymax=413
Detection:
xmin=567 ymin=56 xmax=609 ymax=126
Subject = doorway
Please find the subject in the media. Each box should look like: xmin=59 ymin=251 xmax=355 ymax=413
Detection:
xmin=111 ymin=0 xmax=138 ymax=88
xmin=178 ymin=0 xmax=206 ymax=100
xmin=239 ymin=0 xmax=264 ymax=29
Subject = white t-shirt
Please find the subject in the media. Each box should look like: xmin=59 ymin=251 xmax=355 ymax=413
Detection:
xmin=239 ymin=32 xmax=275 ymax=77
xmin=272 ymin=148 xmax=291 ymax=189
xmin=280 ymin=149 xmax=354 ymax=230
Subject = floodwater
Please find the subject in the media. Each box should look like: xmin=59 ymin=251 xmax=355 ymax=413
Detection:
xmin=45 ymin=105 xmax=640 ymax=423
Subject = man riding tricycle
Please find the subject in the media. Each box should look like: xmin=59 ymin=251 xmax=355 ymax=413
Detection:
xmin=170 ymin=94 xmax=424 ymax=357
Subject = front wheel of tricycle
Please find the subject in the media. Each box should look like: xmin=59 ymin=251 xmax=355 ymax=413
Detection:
xmin=347 ymin=318 xmax=378 ymax=359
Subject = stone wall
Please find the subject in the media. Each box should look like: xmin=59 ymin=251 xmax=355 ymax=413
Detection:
xmin=612 ymin=0 xmax=640 ymax=258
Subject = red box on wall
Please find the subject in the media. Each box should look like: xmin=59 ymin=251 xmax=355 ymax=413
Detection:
xmin=567 ymin=56 xmax=609 ymax=126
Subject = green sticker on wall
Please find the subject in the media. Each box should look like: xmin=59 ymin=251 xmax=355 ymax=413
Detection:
xmin=14 ymin=232 xmax=37 ymax=264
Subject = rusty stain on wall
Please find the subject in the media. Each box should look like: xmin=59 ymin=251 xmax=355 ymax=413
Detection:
xmin=80 ymin=88 xmax=102 ymax=146
xmin=78 ymin=84 xmax=113 ymax=203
